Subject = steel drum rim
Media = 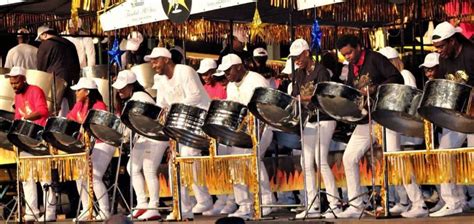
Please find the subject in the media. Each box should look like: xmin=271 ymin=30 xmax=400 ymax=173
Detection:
xmin=418 ymin=106 xmax=474 ymax=133
xmin=425 ymin=78 xmax=473 ymax=89
xmin=376 ymin=83 xmax=423 ymax=94
xmin=316 ymin=81 xmax=362 ymax=93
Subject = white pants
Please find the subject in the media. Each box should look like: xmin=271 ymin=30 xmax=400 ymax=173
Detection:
xmin=21 ymin=152 xmax=56 ymax=216
xmin=76 ymin=142 xmax=115 ymax=214
xmin=177 ymin=144 xmax=212 ymax=215
xmin=229 ymin=126 xmax=274 ymax=212
xmin=301 ymin=121 xmax=338 ymax=208
xmin=385 ymin=129 xmax=425 ymax=208
xmin=127 ymin=139 xmax=167 ymax=208
xmin=438 ymin=129 xmax=473 ymax=207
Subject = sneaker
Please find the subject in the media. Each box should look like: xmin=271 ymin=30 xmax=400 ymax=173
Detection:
xmin=322 ymin=207 xmax=343 ymax=219
xmin=203 ymin=208 xmax=222 ymax=216
xmin=38 ymin=213 xmax=56 ymax=222
xmin=228 ymin=207 xmax=252 ymax=220
xmin=192 ymin=201 xmax=213 ymax=214
xmin=94 ymin=212 xmax=111 ymax=221
xmin=262 ymin=207 xmax=273 ymax=216
xmin=23 ymin=214 xmax=38 ymax=222
xmin=390 ymin=203 xmax=410 ymax=213
xmin=429 ymin=199 xmax=445 ymax=212
xmin=401 ymin=206 xmax=429 ymax=218
xmin=128 ymin=209 xmax=146 ymax=219
xmin=295 ymin=209 xmax=321 ymax=219
xmin=290 ymin=207 xmax=305 ymax=213
xmin=73 ymin=210 xmax=96 ymax=222
xmin=429 ymin=204 xmax=463 ymax=217
xmin=165 ymin=211 xmax=193 ymax=221
xmin=338 ymin=206 xmax=365 ymax=218
xmin=137 ymin=210 xmax=161 ymax=221
xmin=220 ymin=203 xmax=238 ymax=214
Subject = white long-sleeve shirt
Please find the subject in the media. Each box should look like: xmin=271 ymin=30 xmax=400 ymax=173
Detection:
xmin=401 ymin=69 xmax=417 ymax=88
xmin=227 ymin=70 xmax=270 ymax=105
xmin=4 ymin=43 xmax=38 ymax=69
xmin=154 ymin=64 xmax=210 ymax=110
xmin=61 ymin=31 xmax=95 ymax=68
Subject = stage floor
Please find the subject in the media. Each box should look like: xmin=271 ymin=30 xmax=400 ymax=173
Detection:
xmin=11 ymin=210 xmax=473 ymax=224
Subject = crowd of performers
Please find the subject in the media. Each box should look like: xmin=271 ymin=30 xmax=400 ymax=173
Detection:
xmin=2 ymin=19 xmax=473 ymax=221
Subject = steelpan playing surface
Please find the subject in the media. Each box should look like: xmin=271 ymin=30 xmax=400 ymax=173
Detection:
xmin=89 ymin=124 xmax=123 ymax=146
xmin=128 ymin=113 xmax=168 ymax=141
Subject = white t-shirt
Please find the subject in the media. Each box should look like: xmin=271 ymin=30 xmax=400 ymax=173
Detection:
xmin=4 ymin=43 xmax=38 ymax=69
xmin=227 ymin=71 xmax=270 ymax=105
xmin=401 ymin=69 xmax=417 ymax=88
xmin=61 ymin=31 xmax=95 ymax=68
xmin=154 ymin=64 xmax=210 ymax=110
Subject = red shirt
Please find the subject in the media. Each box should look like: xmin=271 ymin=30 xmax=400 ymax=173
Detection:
xmin=14 ymin=85 xmax=49 ymax=126
xmin=67 ymin=100 xmax=107 ymax=124
xmin=204 ymin=83 xmax=227 ymax=100
xmin=352 ymin=50 xmax=366 ymax=77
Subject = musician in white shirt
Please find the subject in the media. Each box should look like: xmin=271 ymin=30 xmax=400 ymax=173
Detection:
xmin=4 ymin=28 xmax=37 ymax=69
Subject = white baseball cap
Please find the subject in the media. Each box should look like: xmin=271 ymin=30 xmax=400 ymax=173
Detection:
xmin=196 ymin=58 xmax=217 ymax=74
xmin=144 ymin=47 xmax=172 ymax=61
xmin=126 ymin=31 xmax=144 ymax=51
xmin=253 ymin=47 xmax=268 ymax=57
xmin=281 ymin=59 xmax=299 ymax=74
xmin=112 ymin=70 xmax=137 ymax=90
xmin=419 ymin=52 xmax=440 ymax=68
xmin=70 ymin=77 xmax=98 ymax=90
xmin=378 ymin=47 xmax=399 ymax=59
xmin=36 ymin=25 xmax=52 ymax=41
xmin=289 ymin=39 xmax=310 ymax=57
xmin=217 ymin=54 xmax=242 ymax=72
xmin=432 ymin=21 xmax=462 ymax=43
xmin=213 ymin=72 xmax=225 ymax=77
xmin=6 ymin=66 xmax=26 ymax=77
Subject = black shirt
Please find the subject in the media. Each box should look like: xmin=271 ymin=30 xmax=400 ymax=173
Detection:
xmin=439 ymin=42 xmax=474 ymax=86
xmin=291 ymin=63 xmax=333 ymax=121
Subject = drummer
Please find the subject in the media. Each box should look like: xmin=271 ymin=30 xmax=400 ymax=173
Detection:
xmin=419 ymin=52 xmax=441 ymax=80
xmin=429 ymin=21 xmax=474 ymax=217
xmin=66 ymin=77 xmax=115 ymax=221
xmin=287 ymin=39 xmax=339 ymax=219
xmin=335 ymin=35 xmax=404 ymax=218
xmin=6 ymin=66 xmax=56 ymax=221
xmin=378 ymin=47 xmax=428 ymax=218
xmin=216 ymin=53 xmax=274 ymax=219
xmin=145 ymin=47 xmax=211 ymax=221
xmin=196 ymin=58 xmax=227 ymax=100
xmin=112 ymin=70 xmax=167 ymax=221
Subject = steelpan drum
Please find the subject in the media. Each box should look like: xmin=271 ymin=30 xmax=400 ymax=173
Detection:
xmin=42 ymin=117 xmax=84 ymax=153
xmin=81 ymin=65 xmax=110 ymax=109
xmin=418 ymin=79 xmax=474 ymax=133
xmin=0 ymin=110 xmax=14 ymax=150
xmin=121 ymin=100 xmax=168 ymax=141
xmin=373 ymin=84 xmax=424 ymax=137
xmin=312 ymin=82 xmax=368 ymax=124
xmin=25 ymin=70 xmax=67 ymax=112
xmin=7 ymin=120 xmax=48 ymax=155
xmin=248 ymin=87 xmax=305 ymax=133
xmin=83 ymin=109 xmax=125 ymax=147
xmin=164 ymin=104 xmax=209 ymax=151
xmin=202 ymin=100 xmax=252 ymax=148
xmin=0 ymin=75 xmax=15 ymax=113
xmin=130 ymin=63 xmax=156 ymax=97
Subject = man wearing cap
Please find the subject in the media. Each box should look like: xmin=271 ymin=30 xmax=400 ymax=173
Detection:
xmin=216 ymin=53 xmax=274 ymax=219
xmin=61 ymin=18 xmax=96 ymax=68
xmin=429 ymin=21 xmax=474 ymax=217
xmin=287 ymin=39 xmax=339 ymax=219
xmin=251 ymin=47 xmax=277 ymax=88
xmin=419 ymin=53 xmax=441 ymax=80
xmin=123 ymin=31 xmax=147 ymax=68
xmin=145 ymin=47 xmax=211 ymax=221
xmin=218 ymin=29 xmax=252 ymax=68
xmin=336 ymin=35 xmax=403 ymax=218
xmin=197 ymin=58 xmax=227 ymax=100
xmin=4 ymin=28 xmax=37 ymax=69
xmin=36 ymin=25 xmax=81 ymax=113
xmin=6 ymin=66 xmax=56 ymax=221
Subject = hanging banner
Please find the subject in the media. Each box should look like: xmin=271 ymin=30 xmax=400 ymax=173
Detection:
xmin=100 ymin=0 xmax=255 ymax=31
xmin=296 ymin=0 xmax=345 ymax=11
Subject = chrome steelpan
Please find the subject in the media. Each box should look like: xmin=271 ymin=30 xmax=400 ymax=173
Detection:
xmin=0 ymin=110 xmax=14 ymax=150
xmin=0 ymin=75 xmax=15 ymax=113
xmin=83 ymin=109 xmax=125 ymax=147
xmin=373 ymin=84 xmax=424 ymax=137
xmin=164 ymin=104 xmax=209 ymax=151
xmin=42 ymin=117 xmax=84 ymax=153
xmin=248 ymin=87 xmax=306 ymax=134
xmin=7 ymin=120 xmax=48 ymax=155
xmin=130 ymin=63 xmax=156 ymax=97
xmin=81 ymin=65 xmax=110 ymax=108
xmin=121 ymin=100 xmax=168 ymax=141
xmin=418 ymin=79 xmax=474 ymax=133
xmin=203 ymin=100 xmax=252 ymax=148
xmin=312 ymin=81 xmax=368 ymax=124
xmin=25 ymin=70 xmax=67 ymax=113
